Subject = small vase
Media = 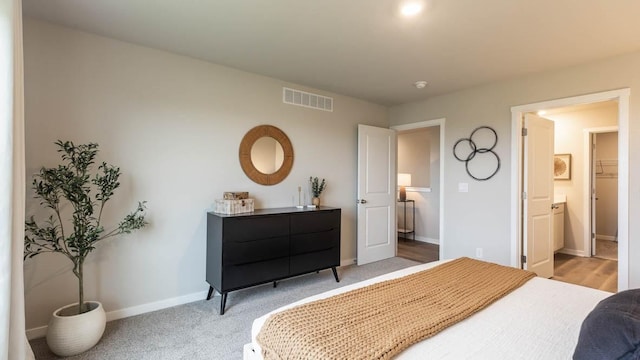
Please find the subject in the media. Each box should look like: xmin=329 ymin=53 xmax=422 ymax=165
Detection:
xmin=312 ymin=197 xmax=320 ymax=206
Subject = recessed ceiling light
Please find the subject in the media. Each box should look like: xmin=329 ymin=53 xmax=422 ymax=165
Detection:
xmin=400 ymin=1 xmax=424 ymax=16
xmin=414 ymin=81 xmax=428 ymax=89
xmin=537 ymin=110 xmax=547 ymax=116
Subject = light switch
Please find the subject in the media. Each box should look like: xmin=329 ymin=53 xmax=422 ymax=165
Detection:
xmin=458 ymin=182 xmax=469 ymax=192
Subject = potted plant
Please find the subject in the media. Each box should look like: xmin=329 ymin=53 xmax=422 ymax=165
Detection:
xmin=24 ymin=140 xmax=148 ymax=356
xmin=309 ymin=176 xmax=326 ymax=207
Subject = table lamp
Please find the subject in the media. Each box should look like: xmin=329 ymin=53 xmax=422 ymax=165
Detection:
xmin=398 ymin=173 xmax=411 ymax=201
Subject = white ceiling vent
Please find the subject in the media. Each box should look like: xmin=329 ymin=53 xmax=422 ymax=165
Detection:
xmin=283 ymin=87 xmax=333 ymax=112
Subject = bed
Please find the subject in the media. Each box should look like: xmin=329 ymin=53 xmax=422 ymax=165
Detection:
xmin=243 ymin=258 xmax=613 ymax=360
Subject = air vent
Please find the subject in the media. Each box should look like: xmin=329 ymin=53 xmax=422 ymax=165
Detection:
xmin=283 ymin=87 xmax=333 ymax=112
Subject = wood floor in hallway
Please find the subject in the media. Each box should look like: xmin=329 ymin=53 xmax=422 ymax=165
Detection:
xmin=553 ymin=253 xmax=617 ymax=293
xmin=397 ymin=239 xmax=616 ymax=293
xmin=397 ymin=237 xmax=439 ymax=263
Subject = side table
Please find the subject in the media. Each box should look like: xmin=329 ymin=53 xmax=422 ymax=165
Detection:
xmin=398 ymin=199 xmax=415 ymax=241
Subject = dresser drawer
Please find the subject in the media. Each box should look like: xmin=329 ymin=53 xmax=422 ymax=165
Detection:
xmin=290 ymin=229 xmax=338 ymax=255
xmin=223 ymin=235 xmax=289 ymax=265
xmin=290 ymin=210 xmax=340 ymax=234
xmin=290 ymin=248 xmax=339 ymax=275
xmin=222 ymin=258 xmax=288 ymax=291
xmin=223 ymin=215 xmax=289 ymax=242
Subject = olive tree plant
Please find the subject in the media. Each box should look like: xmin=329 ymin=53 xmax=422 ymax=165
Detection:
xmin=24 ymin=140 xmax=148 ymax=315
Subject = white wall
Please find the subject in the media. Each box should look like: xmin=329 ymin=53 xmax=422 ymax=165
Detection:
xmin=398 ymin=130 xmax=430 ymax=187
xmin=547 ymin=103 xmax=618 ymax=254
xmin=389 ymin=49 xmax=640 ymax=288
xmin=22 ymin=19 xmax=387 ymax=331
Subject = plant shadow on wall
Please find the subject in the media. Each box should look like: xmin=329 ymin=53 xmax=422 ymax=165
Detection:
xmin=24 ymin=140 xmax=148 ymax=357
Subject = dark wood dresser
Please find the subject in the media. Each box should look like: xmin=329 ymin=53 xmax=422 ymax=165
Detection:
xmin=206 ymin=206 xmax=341 ymax=314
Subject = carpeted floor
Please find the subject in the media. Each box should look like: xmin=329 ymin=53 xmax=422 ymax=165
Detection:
xmin=30 ymin=257 xmax=419 ymax=360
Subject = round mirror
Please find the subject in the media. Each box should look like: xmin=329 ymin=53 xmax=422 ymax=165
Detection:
xmin=250 ymin=137 xmax=284 ymax=174
xmin=239 ymin=125 xmax=293 ymax=185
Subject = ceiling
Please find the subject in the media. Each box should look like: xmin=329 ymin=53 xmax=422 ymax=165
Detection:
xmin=22 ymin=0 xmax=640 ymax=106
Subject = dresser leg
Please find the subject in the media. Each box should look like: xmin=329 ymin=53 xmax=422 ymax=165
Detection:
xmin=273 ymin=281 xmax=277 ymax=288
xmin=331 ymin=267 xmax=340 ymax=282
xmin=219 ymin=292 xmax=227 ymax=315
xmin=206 ymin=286 xmax=214 ymax=300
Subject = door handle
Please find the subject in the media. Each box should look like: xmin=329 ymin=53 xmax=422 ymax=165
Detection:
xmin=357 ymin=199 xmax=367 ymax=204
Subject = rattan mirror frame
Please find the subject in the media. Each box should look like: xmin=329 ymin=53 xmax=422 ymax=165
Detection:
xmin=239 ymin=125 xmax=294 ymax=185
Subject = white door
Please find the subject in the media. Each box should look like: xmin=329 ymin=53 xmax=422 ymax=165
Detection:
xmin=523 ymin=114 xmax=554 ymax=278
xmin=357 ymin=124 xmax=397 ymax=265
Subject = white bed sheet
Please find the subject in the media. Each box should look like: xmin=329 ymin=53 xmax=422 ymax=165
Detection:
xmin=245 ymin=260 xmax=612 ymax=360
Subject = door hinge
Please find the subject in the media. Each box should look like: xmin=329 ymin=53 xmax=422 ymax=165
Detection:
xmin=521 ymin=255 xmax=527 ymax=264
xmin=522 ymin=128 xmax=528 ymax=136
xmin=522 ymin=192 xmax=527 ymax=200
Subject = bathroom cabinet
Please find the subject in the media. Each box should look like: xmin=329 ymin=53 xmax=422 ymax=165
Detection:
xmin=553 ymin=203 xmax=565 ymax=252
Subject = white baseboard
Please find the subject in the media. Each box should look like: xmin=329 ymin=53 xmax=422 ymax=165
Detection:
xmin=340 ymin=258 xmax=356 ymax=266
xmin=596 ymin=234 xmax=617 ymax=241
xmin=26 ymin=290 xmax=209 ymax=340
xmin=26 ymin=325 xmax=47 ymax=340
xmin=558 ymin=248 xmax=586 ymax=257
xmin=402 ymin=235 xmax=439 ymax=245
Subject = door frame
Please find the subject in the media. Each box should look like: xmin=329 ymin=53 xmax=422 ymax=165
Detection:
xmin=391 ymin=118 xmax=445 ymax=260
xmin=583 ymin=127 xmax=618 ymax=258
xmin=510 ymin=88 xmax=630 ymax=291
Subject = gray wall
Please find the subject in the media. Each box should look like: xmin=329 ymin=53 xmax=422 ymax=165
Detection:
xmin=389 ymin=49 xmax=640 ymax=287
xmin=23 ymin=19 xmax=387 ymax=331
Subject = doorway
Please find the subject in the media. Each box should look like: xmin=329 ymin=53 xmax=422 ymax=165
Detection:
xmin=510 ymin=89 xmax=630 ymax=291
xmin=391 ymin=119 xmax=445 ymax=263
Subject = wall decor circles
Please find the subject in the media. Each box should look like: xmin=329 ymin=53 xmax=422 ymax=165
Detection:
xmin=453 ymin=126 xmax=500 ymax=181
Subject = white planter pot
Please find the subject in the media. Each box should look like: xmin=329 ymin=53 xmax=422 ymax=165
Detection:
xmin=46 ymin=301 xmax=106 ymax=357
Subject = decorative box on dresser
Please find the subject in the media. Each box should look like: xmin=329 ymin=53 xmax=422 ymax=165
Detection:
xmin=206 ymin=206 xmax=341 ymax=314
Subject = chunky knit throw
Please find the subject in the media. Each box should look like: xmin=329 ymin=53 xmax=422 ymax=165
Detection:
xmin=257 ymin=257 xmax=536 ymax=360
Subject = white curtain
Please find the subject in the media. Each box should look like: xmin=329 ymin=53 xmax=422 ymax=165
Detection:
xmin=0 ymin=0 xmax=35 ymax=359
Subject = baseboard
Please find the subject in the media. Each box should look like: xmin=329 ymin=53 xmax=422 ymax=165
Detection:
xmin=26 ymin=325 xmax=47 ymax=340
xmin=105 ymin=290 xmax=208 ymax=321
xmin=401 ymin=235 xmax=439 ymax=245
xmin=26 ymin=290 xmax=209 ymax=340
xmin=596 ymin=234 xmax=617 ymax=241
xmin=558 ymin=248 xmax=586 ymax=257
xmin=340 ymin=258 xmax=356 ymax=266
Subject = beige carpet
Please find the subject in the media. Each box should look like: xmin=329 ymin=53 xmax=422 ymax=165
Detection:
xmin=29 ymin=257 xmax=420 ymax=360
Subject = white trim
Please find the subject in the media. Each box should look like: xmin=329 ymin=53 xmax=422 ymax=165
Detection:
xmin=340 ymin=258 xmax=357 ymax=266
xmin=511 ymin=88 xmax=630 ymax=291
xmin=391 ymin=118 xmax=445 ymax=259
xmin=558 ymin=248 xmax=586 ymax=257
xmin=405 ymin=186 xmax=431 ymax=193
xmin=583 ymin=126 xmax=618 ymax=259
xmin=411 ymin=235 xmax=440 ymax=245
xmin=26 ymin=290 xmax=209 ymax=340
xmin=596 ymin=235 xmax=617 ymax=241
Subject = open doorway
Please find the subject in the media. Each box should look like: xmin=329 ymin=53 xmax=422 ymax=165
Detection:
xmin=391 ymin=119 xmax=445 ymax=264
xmin=510 ymin=89 xmax=630 ymax=292
xmin=537 ymin=103 xmax=619 ymax=292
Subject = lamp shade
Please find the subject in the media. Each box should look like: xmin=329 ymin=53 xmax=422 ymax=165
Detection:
xmin=398 ymin=173 xmax=412 ymax=187
xmin=398 ymin=173 xmax=411 ymax=201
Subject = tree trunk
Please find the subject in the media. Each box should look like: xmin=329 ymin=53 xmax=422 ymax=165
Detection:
xmin=78 ymin=259 xmax=85 ymax=314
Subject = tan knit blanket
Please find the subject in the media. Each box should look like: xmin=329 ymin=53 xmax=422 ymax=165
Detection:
xmin=256 ymin=257 xmax=536 ymax=360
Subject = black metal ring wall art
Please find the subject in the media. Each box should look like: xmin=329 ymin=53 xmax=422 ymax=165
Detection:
xmin=453 ymin=126 xmax=501 ymax=181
